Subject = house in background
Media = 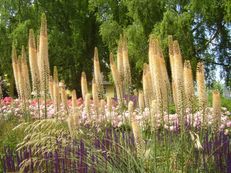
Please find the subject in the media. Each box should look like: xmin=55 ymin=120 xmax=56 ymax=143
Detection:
xmin=89 ymin=73 xmax=115 ymax=98
xmin=102 ymin=80 xmax=115 ymax=98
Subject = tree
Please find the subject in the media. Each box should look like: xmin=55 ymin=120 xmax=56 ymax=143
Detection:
xmin=0 ymin=0 xmax=230 ymax=97
xmin=0 ymin=0 xmax=107 ymax=96
xmin=90 ymin=0 xmax=231 ymax=87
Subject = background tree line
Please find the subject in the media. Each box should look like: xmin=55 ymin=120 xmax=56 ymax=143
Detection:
xmin=0 ymin=0 xmax=230 ymax=96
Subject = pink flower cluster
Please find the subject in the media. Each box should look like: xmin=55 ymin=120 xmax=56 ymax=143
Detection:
xmin=0 ymin=97 xmax=230 ymax=133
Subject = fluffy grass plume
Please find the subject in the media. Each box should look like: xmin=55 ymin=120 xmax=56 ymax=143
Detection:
xmin=117 ymin=35 xmax=124 ymax=91
xmin=212 ymin=90 xmax=221 ymax=127
xmin=49 ymin=76 xmax=54 ymax=100
xmin=38 ymin=13 xmax=50 ymax=96
xmin=142 ymin=63 xmax=154 ymax=107
xmin=151 ymin=99 xmax=158 ymax=129
xmin=168 ymin=36 xmax=177 ymax=106
xmin=17 ymin=56 xmax=25 ymax=100
xmin=131 ymin=109 xmax=145 ymax=157
xmin=92 ymin=78 xmax=99 ymax=114
xmin=110 ymin=53 xmax=123 ymax=105
xmin=184 ymin=60 xmax=195 ymax=109
xmin=173 ymin=40 xmax=185 ymax=115
xmin=149 ymin=37 xmax=163 ymax=113
xmin=21 ymin=46 xmax=31 ymax=100
xmin=197 ymin=62 xmax=207 ymax=110
xmin=122 ymin=35 xmax=132 ymax=94
xmin=60 ymin=81 xmax=68 ymax=113
xmin=93 ymin=47 xmax=104 ymax=99
xmin=156 ymin=40 xmax=169 ymax=110
xmin=12 ymin=46 xmax=20 ymax=97
xmin=85 ymin=93 xmax=91 ymax=117
xmin=53 ymin=66 xmax=60 ymax=113
xmin=28 ymin=29 xmax=40 ymax=94
xmin=71 ymin=89 xmax=77 ymax=114
xmin=138 ymin=90 xmax=144 ymax=111
xmin=81 ymin=71 xmax=88 ymax=100
xmin=100 ymin=99 xmax=106 ymax=116
xmin=0 ymin=80 xmax=2 ymax=99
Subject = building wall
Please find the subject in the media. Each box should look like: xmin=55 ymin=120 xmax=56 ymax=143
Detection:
xmin=105 ymin=85 xmax=115 ymax=98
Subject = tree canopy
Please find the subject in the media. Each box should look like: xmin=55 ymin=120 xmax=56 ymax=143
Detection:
xmin=0 ymin=0 xmax=230 ymax=96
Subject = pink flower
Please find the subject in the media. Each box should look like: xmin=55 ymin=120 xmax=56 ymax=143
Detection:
xmin=77 ymin=98 xmax=83 ymax=106
xmin=2 ymin=97 xmax=13 ymax=105
xmin=31 ymin=99 xmax=38 ymax=106
xmin=226 ymin=121 xmax=231 ymax=128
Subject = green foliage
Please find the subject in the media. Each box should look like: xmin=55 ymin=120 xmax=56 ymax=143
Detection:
xmin=90 ymin=0 xmax=231 ymax=87
xmin=211 ymin=81 xmax=224 ymax=94
xmin=221 ymin=97 xmax=231 ymax=113
xmin=100 ymin=20 xmax=122 ymax=50
xmin=168 ymin=104 xmax=176 ymax=114
xmin=15 ymin=119 xmax=69 ymax=151
xmin=208 ymin=92 xmax=231 ymax=112
xmin=0 ymin=115 xmax=24 ymax=150
xmin=0 ymin=115 xmax=24 ymax=172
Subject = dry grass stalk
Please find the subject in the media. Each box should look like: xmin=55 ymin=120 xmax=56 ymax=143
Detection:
xmin=100 ymin=99 xmax=106 ymax=117
xmin=53 ymin=66 xmax=60 ymax=113
xmin=67 ymin=114 xmax=74 ymax=137
xmin=92 ymin=79 xmax=99 ymax=114
xmin=128 ymin=100 xmax=134 ymax=123
xmin=196 ymin=62 xmax=207 ymax=109
xmin=173 ymin=40 xmax=185 ymax=114
xmin=147 ymin=65 xmax=155 ymax=101
xmin=12 ymin=46 xmax=20 ymax=97
xmin=81 ymin=72 xmax=88 ymax=100
xmin=72 ymin=90 xmax=77 ymax=114
xmin=28 ymin=29 xmax=40 ymax=95
xmin=53 ymin=81 xmax=60 ymax=114
xmin=122 ymin=35 xmax=132 ymax=94
xmin=110 ymin=53 xmax=123 ymax=105
xmin=183 ymin=60 xmax=195 ymax=109
xmin=168 ymin=36 xmax=175 ymax=78
xmin=212 ymin=90 xmax=221 ymax=127
xmin=38 ymin=13 xmax=50 ymax=96
xmin=85 ymin=93 xmax=91 ymax=117
xmin=21 ymin=47 xmax=31 ymax=100
xmin=49 ymin=76 xmax=54 ymax=100
xmin=157 ymin=42 xmax=169 ymax=110
xmin=142 ymin=65 xmax=149 ymax=107
xmin=17 ymin=56 xmax=26 ymax=100
xmin=117 ymin=35 xmax=124 ymax=91
xmin=37 ymin=35 xmax=40 ymax=64
xmin=160 ymin=52 xmax=171 ymax=89
xmin=131 ymin=112 xmax=145 ymax=157
xmin=67 ymin=112 xmax=79 ymax=137
xmin=72 ymin=112 xmax=79 ymax=128
xmin=172 ymin=81 xmax=177 ymax=107
xmin=60 ymin=81 xmax=68 ymax=113
xmin=0 ymin=82 xmax=2 ymax=99
xmin=151 ymin=99 xmax=158 ymax=130
xmin=142 ymin=63 xmax=154 ymax=107
xmin=168 ymin=36 xmax=177 ymax=105
xmin=128 ymin=101 xmax=134 ymax=114
xmin=53 ymin=66 xmax=59 ymax=84
xmin=138 ymin=90 xmax=144 ymax=110
xmin=93 ymin=47 xmax=104 ymax=99
xmin=148 ymin=37 xmax=163 ymax=113
xmin=196 ymin=62 xmax=207 ymax=124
